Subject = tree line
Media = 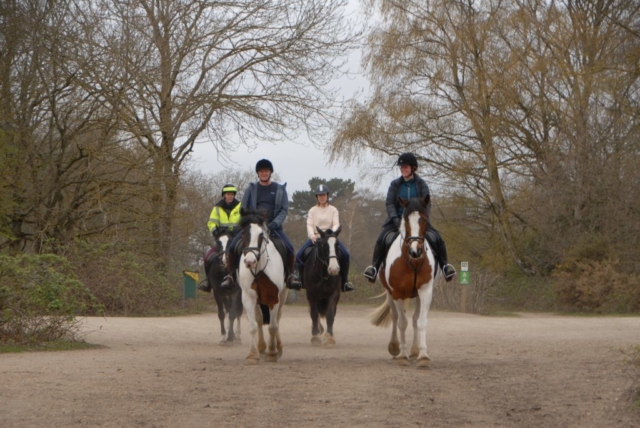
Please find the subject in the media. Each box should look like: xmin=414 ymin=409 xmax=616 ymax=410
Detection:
xmin=2 ymin=0 xmax=639 ymax=318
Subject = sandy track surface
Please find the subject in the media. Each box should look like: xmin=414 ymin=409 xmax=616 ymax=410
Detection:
xmin=2 ymin=304 xmax=639 ymax=427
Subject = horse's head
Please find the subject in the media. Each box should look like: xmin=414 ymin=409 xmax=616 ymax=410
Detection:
xmin=315 ymin=226 xmax=342 ymax=276
xmin=213 ymin=227 xmax=237 ymax=267
xmin=398 ymin=196 xmax=430 ymax=259
xmin=239 ymin=208 xmax=269 ymax=269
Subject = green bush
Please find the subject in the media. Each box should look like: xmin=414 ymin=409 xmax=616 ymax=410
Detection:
xmin=0 ymin=254 xmax=102 ymax=345
xmin=66 ymin=241 xmax=182 ymax=315
xmin=553 ymin=260 xmax=640 ymax=313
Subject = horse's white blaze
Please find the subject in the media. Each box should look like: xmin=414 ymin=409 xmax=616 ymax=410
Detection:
xmin=219 ymin=235 xmax=229 ymax=267
xmin=242 ymin=224 xmax=263 ymax=268
xmin=327 ymin=236 xmax=340 ymax=276
xmin=407 ymin=211 xmax=422 ymax=256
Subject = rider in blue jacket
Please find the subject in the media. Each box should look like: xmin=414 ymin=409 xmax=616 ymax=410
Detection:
xmin=363 ymin=153 xmax=456 ymax=283
xmin=221 ymin=159 xmax=302 ymax=290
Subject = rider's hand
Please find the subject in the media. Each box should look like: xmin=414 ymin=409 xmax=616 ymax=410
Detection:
xmin=392 ymin=217 xmax=401 ymax=228
xmin=268 ymin=222 xmax=278 ymax=231
xmin=311 ymin=235 xmax=317 ymax=244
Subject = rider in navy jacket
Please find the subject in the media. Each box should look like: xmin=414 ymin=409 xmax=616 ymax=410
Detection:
xmin=363 ymin=153 xmax=456 ymax=283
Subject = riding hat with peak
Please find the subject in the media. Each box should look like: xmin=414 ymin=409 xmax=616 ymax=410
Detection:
xmin=221 ymin=183 xmax=237 ymax=196
xmin=396 ymin=152 xmax=418 ymax=169
xmin=255 ymin=159 xmax=274 ymax=173
xmin=314 ymin=184 xmax=330 ymax=195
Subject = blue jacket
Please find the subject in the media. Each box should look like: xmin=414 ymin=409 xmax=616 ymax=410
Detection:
xmin=241 ymin=181 xmax=289 ymax=229
xmin=382 ymin=173 xmax=431 ymax=227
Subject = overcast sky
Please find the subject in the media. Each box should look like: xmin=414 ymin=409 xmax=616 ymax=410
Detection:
xmin=187 ymin=1 xmax=400 ymax=195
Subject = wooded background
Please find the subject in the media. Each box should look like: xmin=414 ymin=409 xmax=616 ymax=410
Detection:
xmin=2 ymin=0 xmax=639 ymax=316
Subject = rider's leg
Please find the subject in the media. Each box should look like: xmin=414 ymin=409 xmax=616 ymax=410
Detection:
xmin=296 ymin=239 xmax=313 ymax=289
xmin=426 ymin=224 xmax=456 ymax=282
xmin=363 ymin=224 xmax=396 ymax=283
xmin=275 ymin=229 xmax=302 ymax=290
xmin=220 ymin=233 xmax=241 ymax=288
xmin=338 ymin=241 xmax=355 ymax=292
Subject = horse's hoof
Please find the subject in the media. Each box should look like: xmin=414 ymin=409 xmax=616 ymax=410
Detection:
xmin=395 ymin=356 xmax=411 ymax=366
xmin=416 ymin=357 xmax=431 ymax=368
xmin=323 ymin=335 xmax=336 ymax=347
xmin=245 ymin=357 xmax=259 ymax=365
xmin=234 ymin=338 xmax=242 ymax=345
xmin=264 ymin=353 xmax=278 ymax=363
xmin=388 ymin=342 xmax=400 ymax=357
xmin=311 ymin=336 xmax=322 ymax=347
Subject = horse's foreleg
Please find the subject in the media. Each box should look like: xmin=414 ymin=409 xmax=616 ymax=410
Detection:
xmin=323 ymin=292 xmax=339 ymax=347
xmin=214 ymin=296 xmax=227 ymax=343
xmin=241 ymin=289 xmax=260 ymax=365
xmin=415 ymin=282 xmax=434 ymax=368
xmin=264 ymin=304 xmax=281 ymax=362
xmin=394 ymin=299 xmax=410 ymax=364
xmin=410 ymin=304 xmax=420 ymax=358
xmin=309 ymin=300 xmax=322 ymax=346
xmin=255 ymin=305 xmax=267 ymax=355
xmin=387 ymin=294 xmax=401 ymax=357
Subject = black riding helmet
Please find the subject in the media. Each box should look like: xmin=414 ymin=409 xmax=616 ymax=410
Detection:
xmin=314 ymin=184 xmax=330 ymax=195
xmin=255 ymin=159 xmax=274 ymax=173
xmin=396 ymin=152 xmax=418 ymax=169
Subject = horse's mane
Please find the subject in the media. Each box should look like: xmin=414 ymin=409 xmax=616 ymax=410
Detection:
xmin=403 ymin=197 xmax=429 ymax=218
xmin=239 ymin=208 xmax=268 ymax=229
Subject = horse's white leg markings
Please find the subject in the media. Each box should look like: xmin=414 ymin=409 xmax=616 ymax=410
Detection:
xmin=416 ymin=280 xmax=434 ymax=362
xmin=394 ymin=299 xmax=409 ymax=359
xmin=327 ymin=237 xmax=340 ymax=276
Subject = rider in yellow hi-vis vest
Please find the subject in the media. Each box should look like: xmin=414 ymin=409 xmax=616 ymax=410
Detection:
xmin=198 ymin=183 xmax=241 ymax=293
xmin=207 ymin=184 xmax=241 ymax=233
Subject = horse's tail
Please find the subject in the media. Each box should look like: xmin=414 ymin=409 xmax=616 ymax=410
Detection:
xmin=370 ymin=299 xmax=392 ymax=328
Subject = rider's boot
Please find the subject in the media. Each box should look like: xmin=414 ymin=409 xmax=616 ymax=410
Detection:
xmin=340 ymin=260 xmax=355 ymax=292
xmin=286 ymin=253 xmax=302 ymax=290
xmin=363 ymin=241 xmax=384 ymax=283
xmin=198 ymin=279 xmax=212 ymax=293
xmin=220 ymin=245 xmax=238 ymax=288
xmin=432 ymin=232 xmax=456 ymax=282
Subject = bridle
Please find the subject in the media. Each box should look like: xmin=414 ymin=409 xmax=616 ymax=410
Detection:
xmin=399 ymin=214 xmax=428 ymax=292
xmin=241 ymin=227 xmax=271 ymax=278
xmin=312 ymin=238 xmax=340 ymax=281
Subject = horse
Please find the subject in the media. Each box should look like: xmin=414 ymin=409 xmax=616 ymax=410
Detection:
xmin=371 ymin=195 xmax=437 ymax=368
xmin=206 ymin=227 xmax=243 ymax=346
xmin=236 ymin=208 xmax=289 ymax=364
xmin=301 ymin=226 xmax=343 ymax=347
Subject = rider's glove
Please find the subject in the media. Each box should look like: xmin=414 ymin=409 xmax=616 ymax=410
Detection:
xmin=392 ymin=217 xmax=401 ymax=228
xmin=268 ymin=222 xmax=278 ymax=231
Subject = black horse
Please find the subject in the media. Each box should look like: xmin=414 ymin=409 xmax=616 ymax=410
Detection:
xmin=206 ymin=227 xmax=243 ymax=346
xmin=302 ymin=226 xmax=343 ymax=347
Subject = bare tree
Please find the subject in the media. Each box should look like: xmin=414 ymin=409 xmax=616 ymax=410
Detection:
xmin=74 ymin=0 xmax=359 ymax=272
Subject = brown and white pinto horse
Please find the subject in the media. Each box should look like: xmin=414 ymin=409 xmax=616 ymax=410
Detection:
xmin=237 ymin=209 xmax=288 ymax=365
xmin=371 ymin=196 xmax=436 ymax=368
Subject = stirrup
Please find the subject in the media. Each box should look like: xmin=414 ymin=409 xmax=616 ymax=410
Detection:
xmin=443 ymin=264 xmax=456 ymax=282
xmin=363 ymin=266 xmax=377 ymax=283
xmin=220 ymin=275 xmax=235 ymax=288
xmin=286 ymin=274 xmax=302 ymax=291
xmin=197 ymin=280 xmax=212 ymax=293
xmin=341 ymin=281 xmax=355 ymax=292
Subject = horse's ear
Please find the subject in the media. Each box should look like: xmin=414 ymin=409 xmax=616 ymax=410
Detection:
xmin=316 ymin=226 xmax=325 ymax=238
xmin=398 ymin=197 xmax=409 ymax=207
xmin=333 ymin=225 xmax=342 ymax=237
xmin=240 ymin=207 xmax=247 ymax=216
xmin=422 ymin=195 xmax=430 ymax=208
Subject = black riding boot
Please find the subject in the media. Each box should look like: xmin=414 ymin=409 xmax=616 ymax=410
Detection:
xmin=363 ymin=241 xmax=384 ymax=283
xmin=286 ymin=253 xmax=302 ymax=290
xmin=340 ymin=258 xmax=355 ymax=292
xmin=220 ymin=245 xmax=238 ymax=288
xmin=427 ymin=229 xmax=456 ymax=282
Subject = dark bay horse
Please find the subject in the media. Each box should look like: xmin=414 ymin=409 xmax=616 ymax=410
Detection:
xmin=236 ymin=209 xmax=288 ymax=364
xmin=302 ymin=226 xmax=343 ymax=347
xmin=371 ymin=196 xmax=437 ymax=368
xmin=207 ymin=227 xmax=243 ymax=346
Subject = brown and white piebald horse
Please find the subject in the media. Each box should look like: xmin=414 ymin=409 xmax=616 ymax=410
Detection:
xmin=371 ymin=196 xmax=437 ymax=368
xmin=236 ymin=209 xmax=288 ymax=365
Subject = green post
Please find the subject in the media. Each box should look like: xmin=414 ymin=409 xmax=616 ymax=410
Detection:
xmin=183 ymin=270 xmax=198 ymax=301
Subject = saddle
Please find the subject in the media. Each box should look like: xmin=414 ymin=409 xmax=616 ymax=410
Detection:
xmin=204 ymin=246 xmax=220 ymax=271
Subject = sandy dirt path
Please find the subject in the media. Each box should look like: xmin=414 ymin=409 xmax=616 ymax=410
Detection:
xmin=1 ymin=304 xmax=639 ymax=428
